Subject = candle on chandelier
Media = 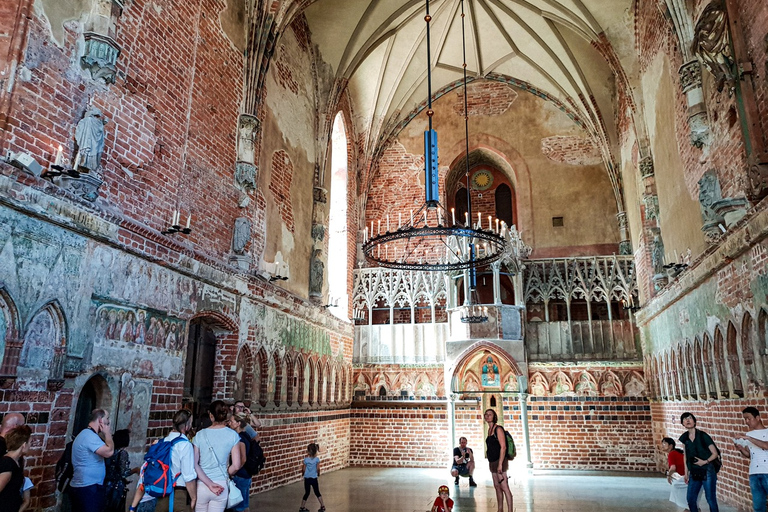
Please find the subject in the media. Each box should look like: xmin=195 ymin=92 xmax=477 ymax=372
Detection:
xmin=398 ymin=213 xmax=402 ymax=228
xmin=496 ymin=218 xmax=500 ymax=233
xmin=477 ymin=212 xmax=481 ymax=228
xmin=378 ymin=219 xmax=381 ymax=235
xmin=364 ymin=227 xmax=368 ymax=242
xmin=410 ymin=209 xmax=414 ymax=226
xmin=371 ymin=221 xmax=374 ymax=237
xmin=465 ymin=212 xmax=469 ymax=226
xmin=451 ymin=208 xmax=456 ymax=225
xmin=424 ymin=209 xmax=428 ymax=225
xmin=488 ymin=215 xmax=492 ymax=231
xmin=386 ymin=214 xmax=390 ymax=233
xmin=438 ymin=209 xmax=442 ymax=226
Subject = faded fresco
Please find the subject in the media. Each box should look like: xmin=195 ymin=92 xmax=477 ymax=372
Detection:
xmin=91 ymin=295 xmax=186 ymax=350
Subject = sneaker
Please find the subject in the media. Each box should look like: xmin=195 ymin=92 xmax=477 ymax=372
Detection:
xmin=454 ymin=476 xmax=460 ymax=485
xmin=469 ymin=477 xmax=477 ymax=487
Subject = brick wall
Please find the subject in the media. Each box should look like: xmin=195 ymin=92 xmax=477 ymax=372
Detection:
xmin=651 ymin=399 xmax=768 ymax=512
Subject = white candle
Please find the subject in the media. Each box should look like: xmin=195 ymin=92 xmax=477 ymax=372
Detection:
xmin=488 ymin=215 xmax=492 ymax=231
xmin=186 ymin=215 xmax=191 ymax=229
xmin=477 ymin=212 xmax=482 ymax=228
xmin=451 ymin=208 xmax=456 ymax=225
xmin=386 ymin=214 xmax=390 ymax=232
xmin=174 ymin=210 xmax=180 ymax=226
xmin=54 ymin=145 xmax=63 ymax=166
xmin=73 ymin=151 xmax=81 ymax=170
xmin=410 ymin=209 xmax=414 ymax=225
xmin=465 ymin=212 xmax=469 ymax=226
xmin=398 ymin=213 xmax=402 ymax=228
xmin=169 ymin=210 xmax=175 ymax=226
xmin=438 ymin=209 xmax=442 ymax=226
xmin=424 ymin=209 xmax=428 ymax=225
xmin=371 ymin=221 xmax=374 ymax=236
xmin=496 ymin=219 xmax=500 ymax=233
xmin=364 ymin=227 xmax=368 ymax=242
xmin=378 ymin=220 xmax=381 ymax=235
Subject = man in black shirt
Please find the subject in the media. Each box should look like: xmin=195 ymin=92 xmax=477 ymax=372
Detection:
xmin=0 ymin=413 xmax=25 ymax=457
xmin=451 ymin=436 xmax=477 ymax=487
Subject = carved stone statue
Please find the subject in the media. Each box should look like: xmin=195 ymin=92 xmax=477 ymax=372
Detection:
xmin=232 ymin=217 xmax=251 ymax=255
xmin=698 ymin=170 xmax=723 ymax=223
xmin=691 ymin=0 xmax=734 ymax=92
xmin=651 ymin=231 xmax=665 ymax=276
xmin=309 ymin=249 xmax=324 ymax=297
xmin=75 ymin=107 xmax=108 ymax=172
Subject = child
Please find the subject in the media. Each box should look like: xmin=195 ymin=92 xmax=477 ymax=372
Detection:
xmin=20 ymin=477 xmax=33 ymax=512
xmin=299 ymin=443 xmax=326 ymax=512
xmin=431 ymin=485 xmax=453 ymax=512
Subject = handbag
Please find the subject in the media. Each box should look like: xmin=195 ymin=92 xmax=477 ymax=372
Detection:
xmin=202 ymin=430 xmax=244 ymax=509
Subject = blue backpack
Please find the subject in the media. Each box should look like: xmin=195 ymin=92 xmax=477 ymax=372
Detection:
xmin=142 ymin=436 xmax=186 ymax=505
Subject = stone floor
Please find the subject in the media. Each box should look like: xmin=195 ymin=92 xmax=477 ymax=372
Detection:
xmin=249 ymin=466 xmax=739 ymax=511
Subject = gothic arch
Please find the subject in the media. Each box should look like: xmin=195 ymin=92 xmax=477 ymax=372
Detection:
xmin=72 ymin=372 xmax=116 ymax=437
xmin=21 ymin=300 xmax=67 ymax=380
xmin=272 ymin=351 xmax=283 ymax=406
xmin=741 ymin=312 xmax=760 ymax=394
xmin=255 ymin=348 xmax=269 ymax=407
xmin=726 ymin=321 xmax=743 ymax=397
xmin=694 ymin=336 xmax=707 ymax=399
xmin=702 ymin=333 xmax=715 ymax=398
xmin=233 ymin=345 xmax=254 ymax=403
xmin=713 ymin=327 xmax=727 ymax=398
xmin=0 ymin=287 xmax=21 ymax=376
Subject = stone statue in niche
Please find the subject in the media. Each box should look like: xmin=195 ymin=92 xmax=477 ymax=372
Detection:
xmin=235 ymin=162 xmax=258 ymax=191
xmin=309 ymin=249 xmax=324 ymax=297
xmin=651 ymin=231 xmax=665 ymax=276
xmin=232 ymin=217 xmax=252 ymax=255
xmin=353 ymin=374 xmax=370 ymax=394
xmin=237 ymin=114 xmax=259 ymax=164
xmin=74 ymin=107 xmax=108 ymax=173
xmin=698 ymin=170 xmax=723 ymax=223
xmin=624 ymin=374 xmax=647 ymax=397
xmin=575 ymin=372 xmax=597 ymax=396
xmin=691 ymin=0 xmax=734 ymax=93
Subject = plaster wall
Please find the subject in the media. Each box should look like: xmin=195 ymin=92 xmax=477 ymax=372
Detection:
xmin=367 ymin=80 xmax=619 ymax=257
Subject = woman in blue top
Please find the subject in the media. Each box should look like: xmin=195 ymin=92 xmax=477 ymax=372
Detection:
xmin=227 ymin=412 xmax=251 ymax=512
xmin=299 ymin=443 xmax=325 ymax=512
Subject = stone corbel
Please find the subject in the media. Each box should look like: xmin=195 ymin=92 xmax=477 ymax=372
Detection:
xmin=639 ymin=157 xmax=654 ymax=179
xmin=235 ymin=161 xmax=258 ymax=192
xmin=80 ymin=1 xmax=124 ymax=84
xmin=643 ymin=195 xmax=660 ymax=222
xmin=698 ymin=170 xmax=726 ymax=244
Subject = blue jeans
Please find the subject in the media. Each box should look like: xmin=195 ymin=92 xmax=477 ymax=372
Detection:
xmin=137 ymin=500 xmax=158 ymax=512
xmin=750 ymin=473 xmax=768 ymax=512
xmin=687 ymin=465 xmax=719 ymax=512
xmin=70 ymin=484 xmax=106 ymax=512
xmin=230 ymin=475 xmax=252 ymax=512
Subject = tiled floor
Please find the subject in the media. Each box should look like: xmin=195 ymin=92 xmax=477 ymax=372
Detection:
xmin=249 ymin=466 xmax=739 ymax=511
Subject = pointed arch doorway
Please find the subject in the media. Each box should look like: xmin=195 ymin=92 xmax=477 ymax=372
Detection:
xmin=449 ymin=344 xmax=529 ymax=465
xmin=183 ymin=319 xmax=218 ymax=428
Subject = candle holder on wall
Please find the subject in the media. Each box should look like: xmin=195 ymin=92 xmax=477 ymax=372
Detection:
xmin=162 ymin=210 xmax=192 ymax=235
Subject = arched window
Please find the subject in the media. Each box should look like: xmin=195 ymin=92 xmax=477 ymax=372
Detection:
xmin=714 ymin=328 xmax=728 ymax=397
xmin=495 ymin=183 xmax=514 ymax=226
xmin=327 ymin=112 xmax=349 ymax=319
xmin=727 ymin=322 xmax=743 ymax=397
xmin=742 ymin=313 xmax=758 ymax=392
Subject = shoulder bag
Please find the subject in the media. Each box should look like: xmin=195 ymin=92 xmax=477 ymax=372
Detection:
xmin=203 ymin=430 xmax=244 ymax=509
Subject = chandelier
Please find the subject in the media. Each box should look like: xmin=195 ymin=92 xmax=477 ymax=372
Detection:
xmin=362 ymin=0 xmax=505 ymax=273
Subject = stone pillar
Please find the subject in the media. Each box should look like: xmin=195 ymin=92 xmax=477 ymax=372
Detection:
xmin=491 ymin=261 xmax=501 ymax=305
xmin=679 ymin=60 xmax=710 ymax=147
xmin=616 ymin=211 xmax=631 ymax=255
xmin=517 ymin=375 xmax=533 ymax=469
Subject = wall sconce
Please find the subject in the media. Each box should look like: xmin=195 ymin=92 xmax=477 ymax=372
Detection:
xmin=45 ymin=145 xmax=81 ymax=178
xmin=162 ymin=210 xmax=192 ymax=235
xmin=323 ymin=297 xmax=339 ymax=309
xmin=269 ymin=275 xmax=288 ymax=282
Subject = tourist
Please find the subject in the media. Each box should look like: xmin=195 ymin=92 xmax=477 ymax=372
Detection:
xmin=232 ymin=401 xmax=261 ymax=441
xmin=226 ymin=412 xmax=251 ymax=512
xmin=431 ymin=485 xmax=453 ymax=512
xmin=484 ymin=408 xmax=513 ymax=512
xmin=734 ymin=406 xmax=768 ymax=512
xmin=0 ymin=414 xmax=25 ymax=457
xmin=130 ymin=409 xmax=198 ymax=512
xmin=19 ymin=476 xmax=33 ymax=512
xmin=192 ymin=401 xmax=241 ymax=512
xmin=678 ymin=412 xmax=720 ymax=512
xmin=70 ymin=409 xmax=115 ymax=512
xmin=451 ymin=436 xmax=477 ymax=487
xmin=104 ymin=429 xmax=137 ymax=512
xmin=662 ymin=436 xmax=698 ymax=510
xmin=298 ymin=443 xmax=325 ymax=512
xmin=0 ymin=425 xmax=31 ymax=512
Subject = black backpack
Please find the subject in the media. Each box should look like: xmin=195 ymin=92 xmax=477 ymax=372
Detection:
xmin=243 ymin=439 xmax=266 ymax=476
xmin=55 ymin=441 xmax=74 ymax=493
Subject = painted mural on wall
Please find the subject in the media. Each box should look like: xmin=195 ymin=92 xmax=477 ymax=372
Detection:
xmin=245 ymin=302 xmax=332 ymax=357
xmin=352 ymin=366 xmax=445 ymax=397
xmin=91 ymin=295 xmax=186 ymax=351
xmin=481 ymin=355 xmax=500 ymax=386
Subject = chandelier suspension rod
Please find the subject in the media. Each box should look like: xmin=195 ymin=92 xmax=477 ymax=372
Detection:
xmin=426 ymin=0 xmax=434 ymax=135
xmin=460 ymin=0 xmax=477 ymax=292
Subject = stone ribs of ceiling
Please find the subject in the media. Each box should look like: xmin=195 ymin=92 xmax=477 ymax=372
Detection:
xmin=302 ymin=0 xmax=634 ymax=193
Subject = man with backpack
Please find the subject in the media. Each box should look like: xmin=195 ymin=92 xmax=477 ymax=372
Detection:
xmin=130 ymin=409 xmax=197 ymax=512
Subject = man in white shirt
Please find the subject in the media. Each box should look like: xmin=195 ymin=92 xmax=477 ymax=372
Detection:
xmin=734 ymin=406 xmax=768 ymax=512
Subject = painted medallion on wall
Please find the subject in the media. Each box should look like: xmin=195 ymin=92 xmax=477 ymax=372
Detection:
xmin=90 ymin=295 xmax=186 ymax=351
xmin=471 ymin=169 xmax=494 ymax=191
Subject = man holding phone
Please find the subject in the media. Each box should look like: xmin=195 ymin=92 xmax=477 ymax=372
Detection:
xmin=70 ymin=409 xmax=115 ymax=512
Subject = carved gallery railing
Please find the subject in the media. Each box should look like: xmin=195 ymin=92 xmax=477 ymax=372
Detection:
xmin=523 ymin=256 xmax=640 ymax=361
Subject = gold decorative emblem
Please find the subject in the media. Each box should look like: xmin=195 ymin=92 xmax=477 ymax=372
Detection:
xmin=471 ymin=169 xmax=493 ymax=191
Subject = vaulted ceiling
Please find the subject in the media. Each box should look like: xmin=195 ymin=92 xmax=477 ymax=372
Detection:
xmin=303 ymin=0 xmax=637 ymax=175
